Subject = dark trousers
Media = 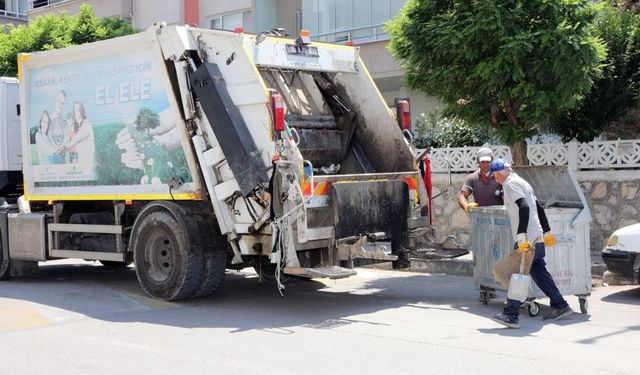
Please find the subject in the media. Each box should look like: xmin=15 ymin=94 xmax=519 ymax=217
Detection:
xmin=504 ymin=242 xmax=569 ymax=318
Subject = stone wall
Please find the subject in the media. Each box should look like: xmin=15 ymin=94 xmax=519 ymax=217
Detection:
xmin=429 ymin=170 xmax=640 ymax=262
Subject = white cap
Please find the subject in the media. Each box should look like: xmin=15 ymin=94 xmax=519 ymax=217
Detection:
xmin=476 ymin=147 xmax=493 ymax=162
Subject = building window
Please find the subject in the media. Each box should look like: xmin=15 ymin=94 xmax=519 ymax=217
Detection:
xmin=31 ymin=0 xmax=67 ymax=9
xmin=210 ymin=10 xmax=251 ymax=31
xmin=303 ymin=0 xmax=407 ymax=43
xmin=1 ymin=0 xmax=27 ymax=19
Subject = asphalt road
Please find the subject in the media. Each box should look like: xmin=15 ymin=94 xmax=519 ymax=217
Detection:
xmin=0 ymin=260 xmax=638 ymax=375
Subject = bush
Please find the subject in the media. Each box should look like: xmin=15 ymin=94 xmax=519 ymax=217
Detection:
xmin=413 ymin=110 xmax=490 ymax=148
xmin=553 ymin=2 xmax=640 ymax=141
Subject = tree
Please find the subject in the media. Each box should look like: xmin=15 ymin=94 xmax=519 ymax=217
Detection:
xmin=387 ymin=0 xmax=606 ymax=164
xmin=615 ymin=0 xmax=640 ymax=13
xmin=0 ymin=4 xmax=134 ymax=77
xmin=134 ymin=108 xmax=160 ymax=136
xmin=554 ymin=2 xmax=640 ymax=142
xmin=413 ymin=110 xmax=489 ymax=148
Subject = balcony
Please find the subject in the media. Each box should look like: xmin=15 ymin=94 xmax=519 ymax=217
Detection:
xmin=311 ymin=23 xmax=388 ymax=44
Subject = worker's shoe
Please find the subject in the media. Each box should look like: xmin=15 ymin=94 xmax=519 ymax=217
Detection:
xmin=490 ymin=313 xmax=520 ymax=329
xmin=543 ymin=306 xmax=573 ymax=321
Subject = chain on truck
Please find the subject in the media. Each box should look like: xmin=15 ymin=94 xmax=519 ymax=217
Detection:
xmin=0 ymin=23 xmax=436 ymax=300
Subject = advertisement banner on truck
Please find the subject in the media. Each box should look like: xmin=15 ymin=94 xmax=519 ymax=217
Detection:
xmin=27 ymin=49 xmax=192 ymax=189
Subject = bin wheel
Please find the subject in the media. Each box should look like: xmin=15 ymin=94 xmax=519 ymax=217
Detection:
xmin=526 ymin=301 xmax=540 ymax=317
xmin=479 ymin=291 xmax=489 ymax=305
xmin=579 ymin=297 xmax=588 ymax=314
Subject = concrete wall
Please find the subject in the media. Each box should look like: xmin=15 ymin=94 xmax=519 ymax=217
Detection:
xmin=429 ymin=170 xmax=640 ymax=262
xmin=0 ymin=15 xmax=26 ymax=27
xmin=276 ymin=0 xmax=301 ymax=35
xmin=133 ymin=0 xmax=180 ymax=29
xmin=28 ymin=0 xmax=133 ymax=22
xmin=201 ymin=0 xmax=251 ymax=30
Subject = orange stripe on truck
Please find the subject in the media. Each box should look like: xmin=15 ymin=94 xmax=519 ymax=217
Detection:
xmin=302 ymin=177 xmax=417 ymax=197
xmin=404 ymin=177 xmax=418 ymax=191
xmin=301 ymin=180 xmax=332 ymax=196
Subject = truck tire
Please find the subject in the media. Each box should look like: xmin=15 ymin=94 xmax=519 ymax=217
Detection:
xmin=392 ymin=249 xmax=411 ymax=270
xmin=192 ymin=250 xmax=227 ymax=297
xmin=132 ymin=208 xmax=204 ymax=301
xmin=0 ymin=256 xmax=9 ymax=280
xmin=0 ymin=231 xmax=10 ymax=280
xmin=0 ymin=261 xmax=9 ymax=280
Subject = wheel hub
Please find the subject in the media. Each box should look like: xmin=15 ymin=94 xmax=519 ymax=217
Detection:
xmin=145 ymin=233 xmax=174 ymax=282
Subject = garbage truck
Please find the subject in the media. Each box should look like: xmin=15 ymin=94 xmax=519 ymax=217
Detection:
xmin=0 ymin=77 xmax=21 ymax=203
xmin=0 ymin=23 xmax=431 ymax=300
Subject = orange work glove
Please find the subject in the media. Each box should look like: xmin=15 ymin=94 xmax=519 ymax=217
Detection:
xmin=543 ymin=232 xmax=557 ymax=247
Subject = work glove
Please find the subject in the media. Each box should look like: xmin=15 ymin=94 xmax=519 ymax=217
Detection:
xmin=543 ymin=232 xmax=557 ymax=247
xmin=516 ymin=233 xmax=531 ymax=253
xmin=465 ymin=202 xmax=479 ymax=212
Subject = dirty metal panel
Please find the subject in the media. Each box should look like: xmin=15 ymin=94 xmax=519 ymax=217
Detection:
xmin=512 ymin=166 xmax=583 ymax=208
xmin=190 ymin=62 xmax=269 ymax=196
xmin=8 ymin=213 xmax=47 ymax=261
xmin=331 ymin=180 xmax=409 ymax=249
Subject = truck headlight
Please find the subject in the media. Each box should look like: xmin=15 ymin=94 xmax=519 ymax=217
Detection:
xmin=607 ymin=234 xmax=618 ymax=247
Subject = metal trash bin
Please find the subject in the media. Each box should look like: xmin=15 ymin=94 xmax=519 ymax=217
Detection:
xmin=471 ymin=166 xmax=592 ymax=316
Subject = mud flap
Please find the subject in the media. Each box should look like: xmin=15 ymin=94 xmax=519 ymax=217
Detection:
xmin=331 ymin=180 xmax=410 ymax=268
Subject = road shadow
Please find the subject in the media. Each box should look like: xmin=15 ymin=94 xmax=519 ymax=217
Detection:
xmin=601 ymin=286 xmax=640 ymax=305
xmin=0 ymin=261 xmax=592 ymax=335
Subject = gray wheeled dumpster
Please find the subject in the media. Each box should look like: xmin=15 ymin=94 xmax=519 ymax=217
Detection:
xmin=471 ymin=166 xmax=592 ymax=316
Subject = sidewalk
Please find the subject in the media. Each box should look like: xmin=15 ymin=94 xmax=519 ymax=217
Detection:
xmin=405 ymin=252 xmax=629 ymax=286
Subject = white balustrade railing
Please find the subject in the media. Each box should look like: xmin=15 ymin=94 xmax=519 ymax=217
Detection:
xmin=426 ymin=139 xmax=640 ymax=173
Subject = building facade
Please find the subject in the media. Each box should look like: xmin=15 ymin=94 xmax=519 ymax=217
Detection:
xmin=300 ymin=0 xmax=438 ymax=123
xmin=24 ymin=0 xmax=437 ymax=121
xmin=1 ymin=0 xmax=27 ymax=27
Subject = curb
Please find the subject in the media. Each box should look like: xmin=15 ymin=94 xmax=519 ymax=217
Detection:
xmin=409 ymin=255 xmax=473 ymax=277
xmin=406 ymin=257 xmax=633 ymax=286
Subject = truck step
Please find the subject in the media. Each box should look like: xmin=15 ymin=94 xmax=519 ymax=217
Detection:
xmin=49 ymin=249 xmax=126 ymax=262
xmin=283 ymin=266 xmax=357 ymax=279
xmin=410 ymin=248 xmax=469 ymax=260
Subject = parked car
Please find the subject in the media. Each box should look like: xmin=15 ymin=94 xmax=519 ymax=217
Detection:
xmin=601 ymin=223 xmax=640 ymax=285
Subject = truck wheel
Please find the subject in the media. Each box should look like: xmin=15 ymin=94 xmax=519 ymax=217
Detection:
xmin=392 ymin=250 xmax=411 ymax=269
xmin=192 ymin=250 xmax=227 ymax=297
xmin=0 ymin=232 xmax=10 ymax=280
xmin=132 ymin=209 xmax=203 ymax=301
xmin=0 ymin=257 xmax=10 ymax=280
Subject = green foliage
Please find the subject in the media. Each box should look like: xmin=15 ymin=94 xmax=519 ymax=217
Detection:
xmin=100 ymin=17 xmax=135 ymax=39
xmin=386 ymin=0 xmax=606 ymax=149
xmin=0 ymin=4 xmax=135 ymax=77
xmin=554 ymin=2 xmax=640 ymax=142
xmin=134 ymin=107 xmax=160 ymax=135
xmin=413 ymin=110 xmax=490 ymax=148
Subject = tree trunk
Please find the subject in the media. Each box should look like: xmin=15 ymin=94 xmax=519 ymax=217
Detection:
xmin=509 ymin=140 xmax=528 ymax=166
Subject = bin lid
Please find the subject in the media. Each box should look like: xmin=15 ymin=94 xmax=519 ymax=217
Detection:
xmin=512 ymin=166 xmax=584 ymax=209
